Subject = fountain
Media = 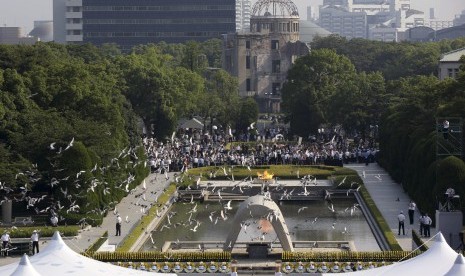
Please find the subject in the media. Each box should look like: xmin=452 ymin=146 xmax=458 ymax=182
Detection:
xmin=142 ymin=170 xmax=380 ymax=255
xmin=223 ymin=194 xmax=294 ymax=254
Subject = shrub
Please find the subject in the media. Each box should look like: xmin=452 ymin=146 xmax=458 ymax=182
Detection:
xmin=281 ymin=251 xmax=420 ymax=262
xmin=88 ymin=251 xmax=231 ymax=262
xmin=0 ymin=225 xmax=80 ymax=238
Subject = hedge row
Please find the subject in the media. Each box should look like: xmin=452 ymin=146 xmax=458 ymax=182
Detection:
xmin=88 ymin=251 xmax=231 ymax=262
xmin=411 ymin=229 xmax=429 ymax=252
xmin=282 ymin=250 xmax=420 ymax=262
xmin=179 ymin=165 xmax=356 ymax=188
xmin=85 ymin=231 xmax=108 ymax=254
xmin=0 ymin=226 xmax=80 ymax=238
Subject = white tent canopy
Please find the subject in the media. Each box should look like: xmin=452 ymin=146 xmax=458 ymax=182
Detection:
xmin=444 ymin=254 xmax=465 ymax=276
xmin=324 ymin=232 xmax=461 ymax=275
xmin=0 ymin=232 xmax=176 ymax=276
xmin=10 ymin=254 xmax=41 ymax=276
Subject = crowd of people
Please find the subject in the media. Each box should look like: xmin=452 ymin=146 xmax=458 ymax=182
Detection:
xmin=143 ymin=126 xmax=379 ymax=174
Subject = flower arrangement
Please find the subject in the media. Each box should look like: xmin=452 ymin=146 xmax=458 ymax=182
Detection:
xmin=331 ymin=262 xmax=341 ymax=273
xmin=343 ymin=262 xmax=353 ymax=272
xmin=196 ymin=261 xmax=207 ymax=273
xmin=172 ymin=262 xmax=183 ymax=273
xmin=206 ymin=261 xmax=218 ymax=273
xmin=150 ymin=262 xmax=159 ymax=272
xmin=160 ymin=261 xmax=172 ymax=273
xmin=184 ymin=262 xmax=195 ymax=273
xmin=218 ymin=262 xmax=230 ymax=273
xmin=282 ymin=262 xmax=294 ymax=273
xmin=318 ymin=262 xmax=329 ymax=273
xmin=295 ymin=262 xmax=305 ymax=273
xmin=307 ymin=262 xmax=318 ymax=273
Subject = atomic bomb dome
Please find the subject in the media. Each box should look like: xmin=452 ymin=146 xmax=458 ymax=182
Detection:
xmin=252 ymin=0 xmax=299 ymax=17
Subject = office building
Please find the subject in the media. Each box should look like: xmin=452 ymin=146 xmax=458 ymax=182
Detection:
xmin=0 ymin=27 xmax=38 ymax=45
xmin=54 ymin=0 xmax=243 ymax=51
xmin=319 ymin=6 xmax=367 ymax=39
xmin=318 ymin=0 xmax=424 ymax=41
xmin=453 ymin=10 xmax=465 ymax=27
xmin=236 ymin=0 xmax=252 ymax=31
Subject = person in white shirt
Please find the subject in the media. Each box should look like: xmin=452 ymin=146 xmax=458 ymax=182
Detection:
xmin=443 ymin=120 xmax=450 ymax=139
xmin=31 ymin=230 xmax=40 ymax=254
xmin=408 ymin=201 xmax=416 ymax=225
xmin=1 ymin=231 xmax=11 ymax=250
xmin=423 ymin=214 xmax=432 ymax=237
xmin=419 ymin=214 xmax=425 ymax=236
xmin=116 ymin=214 xmax=122 ymax=236
xmin=398 ymin=211 xmax=405 ymax=235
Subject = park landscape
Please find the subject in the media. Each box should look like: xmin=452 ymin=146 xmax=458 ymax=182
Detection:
xmin=0 ymin=34 xmax=464 ymax=274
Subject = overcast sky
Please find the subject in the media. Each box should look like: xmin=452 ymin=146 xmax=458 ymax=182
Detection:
xmin=0 ymin=0 xmax=464 ymax=34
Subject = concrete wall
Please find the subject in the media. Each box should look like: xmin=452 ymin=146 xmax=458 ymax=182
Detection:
xmin=435 ymin=210 xmax=463 ymax=250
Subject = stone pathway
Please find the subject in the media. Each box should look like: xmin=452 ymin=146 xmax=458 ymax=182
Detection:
xmin=345 ymin=163 xmax=436 ymax=250
xmin=65 ymin=172 xmax=174 ymax=252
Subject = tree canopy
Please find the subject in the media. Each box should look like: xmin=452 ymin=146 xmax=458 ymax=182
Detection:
xmin=0 ymin=40 xmax=238 ymax=224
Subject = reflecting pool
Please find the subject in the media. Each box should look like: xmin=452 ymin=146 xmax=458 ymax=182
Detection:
xmin=141 ymin=198 xmax=380 ymax=251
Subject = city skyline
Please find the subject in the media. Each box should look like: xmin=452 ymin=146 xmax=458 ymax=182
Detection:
xmin=0 ymin=0 xmax=464 ymax=34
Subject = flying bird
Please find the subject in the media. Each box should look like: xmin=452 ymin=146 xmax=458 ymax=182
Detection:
xmin=64 ymin=137 xmax=75 ymax=151
xmin=49 ymin=142 xmax=56 ymax=150
xmin=336 ymin=176 xmax=347 ymax=187
xmin=224 ymin=200 xmax=232 ymax=210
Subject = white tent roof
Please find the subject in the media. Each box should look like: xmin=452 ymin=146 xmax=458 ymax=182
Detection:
xmin=324 ymin=232 xmax=460 ymax=275
xmin=10 ymin=254 xmax=41 ymax=276
xmin=444 ymin=254 xmax=465 ymax=276
xmin=0 ymin=232 xmax=176 ymax=276
xmin=179 ymin=118 xmax=204 ymax=129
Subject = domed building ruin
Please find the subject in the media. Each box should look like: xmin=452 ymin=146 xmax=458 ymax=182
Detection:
xmin=222 ymin=0 xmax=310 ymax=113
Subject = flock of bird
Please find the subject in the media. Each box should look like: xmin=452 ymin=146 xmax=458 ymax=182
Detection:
xmin=0 ymin=136 xmax=157 ymax=228
xmin=144 ymin=167 xmax=365 ymax=251
xmin=1 ymin=135 xmax=367 ymax=252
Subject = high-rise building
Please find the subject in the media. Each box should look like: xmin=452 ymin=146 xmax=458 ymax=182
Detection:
xmin=307 ymin=6 xmax=317 ymax=21
xmin=236 ymin=0 xmax=251 ymax=31
xmin=318 ymin=0 xmax=424 ymax=41
xmin=453 ymin=10 xmax=465 ymax=27
xmin=54 ymin=0 xmax=242 ymax=51
xmin=319 ymin=6 xmax=367 ymax=39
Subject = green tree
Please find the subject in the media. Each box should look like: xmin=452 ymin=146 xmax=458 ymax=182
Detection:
xmin=281 ymin=49 xmax=357 ymax=137
xmin=236 ymin=97 xmax=259 ymax=132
